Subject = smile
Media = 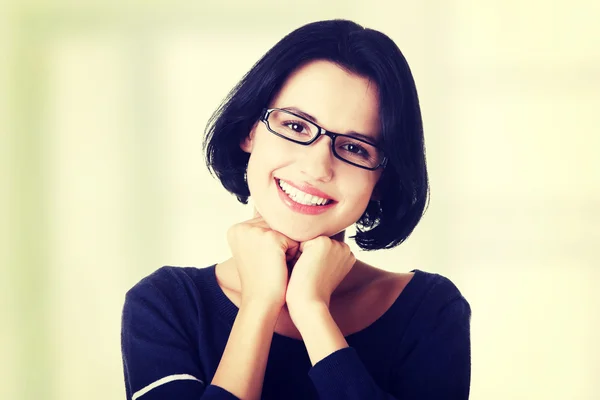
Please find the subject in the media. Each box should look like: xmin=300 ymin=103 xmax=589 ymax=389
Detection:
xmin=278 ymin=179 xmax=331 ymax=206
xmin=275 ymin=178 xmax=336 ymax=215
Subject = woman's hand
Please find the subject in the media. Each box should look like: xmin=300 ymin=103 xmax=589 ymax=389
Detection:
xmin=285 ymin=236 xmax=356 ymax=311
xmin=227 ymin=215 xmax=300 ymax=308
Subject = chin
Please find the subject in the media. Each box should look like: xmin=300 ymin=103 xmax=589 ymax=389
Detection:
xmin=269 ymin=220 xmax=323 ymax=242
xmin=263 ymin=214 xmax=345 ymax=243
xmin=256 ymin=211 xmax=317 ymax=239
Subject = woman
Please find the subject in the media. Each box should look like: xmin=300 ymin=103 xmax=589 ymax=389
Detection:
xmin=121 ymin=19 xmax=471 ymax=400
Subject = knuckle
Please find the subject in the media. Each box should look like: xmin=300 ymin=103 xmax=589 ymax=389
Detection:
xmin=348 ymin=251 xmax=356 ymax=262
xmin=314 ymin=236 xmax=330 ymax=247
xmin=264 ymin=230 xmax=278 ymax=240
xmin=226 ymin=225 xmax=239 ymax=240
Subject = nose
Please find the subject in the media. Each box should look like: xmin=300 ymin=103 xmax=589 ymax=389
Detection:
xmin=298 ymin=135 xmax=334 ymax=183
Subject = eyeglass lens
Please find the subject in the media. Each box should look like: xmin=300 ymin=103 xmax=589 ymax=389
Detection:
xmin=267 ymin=109 xmax=383 ymax=169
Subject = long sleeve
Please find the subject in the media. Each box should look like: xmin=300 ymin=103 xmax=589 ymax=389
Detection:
xmin=121 ymin=267 xmax=239 ymax=400
xmin=391 ymin=297 xmax=471 ymax=399
xmin=307 ymin=296 xmax=472 ymax=399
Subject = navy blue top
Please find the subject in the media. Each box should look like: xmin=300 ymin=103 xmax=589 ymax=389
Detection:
xmin=121 ymin=265 xmax=471 ymax=399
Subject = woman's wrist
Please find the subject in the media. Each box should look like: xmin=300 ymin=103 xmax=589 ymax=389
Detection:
xmin=287 ymin=301 xmax=349 ymax=365
xmin=240 ymin=296 xmax=285 ymax=320
xmin=287 ymin=300 xmax=329 ymax=327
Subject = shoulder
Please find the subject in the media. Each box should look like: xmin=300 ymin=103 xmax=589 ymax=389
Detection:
xmin=126 ymin=265 xmax=212 ymax=301
xmin=365 ymin=264 xmax=471 ymax=323
xmin=121 ymin=266 xmax=223 ymax=355
xmin=127 ymin=265 xmax=202 ymax=291
xmin=410 ymin=269 xmax=470 ymax=309
xmin=385 ymin=270 xmax=472 ymax=398
xmin=398 ymin=269 xmax=471 ymax=331
xmin=352 ymin=261 xmax=469 ymax=304
xmin=123 ymin=265 xmax=219 ymax=327
xmin=121 ymin=266 xmax=219 ymax=399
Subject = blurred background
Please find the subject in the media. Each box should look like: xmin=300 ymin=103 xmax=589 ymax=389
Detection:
xmin=1 ymin=1 xmax=599 ymax=399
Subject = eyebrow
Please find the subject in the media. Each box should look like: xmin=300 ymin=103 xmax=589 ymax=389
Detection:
xmin=280 ymin=106 xmax=380 ymax=145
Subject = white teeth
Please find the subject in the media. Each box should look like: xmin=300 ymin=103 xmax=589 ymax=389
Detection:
xmin=278 ymin=179 xmax=330 ymax=206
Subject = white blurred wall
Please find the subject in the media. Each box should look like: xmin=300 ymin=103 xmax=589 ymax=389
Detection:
xmin=2 ymin=1 xmax=599 ymax=399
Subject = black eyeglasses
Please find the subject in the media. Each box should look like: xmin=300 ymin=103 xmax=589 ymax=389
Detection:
xmin=260 ymin=108 xmax=387 ymax=171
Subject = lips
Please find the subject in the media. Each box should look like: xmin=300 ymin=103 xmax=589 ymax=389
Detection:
xmin=276 ymin=178 xmax=335 ymax=201
xmin=274 ymin=178 xmax=337 ymax=215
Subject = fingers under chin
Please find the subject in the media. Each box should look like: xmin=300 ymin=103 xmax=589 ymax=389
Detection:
xmin=286 ymin=247 xmax=301 ymax=261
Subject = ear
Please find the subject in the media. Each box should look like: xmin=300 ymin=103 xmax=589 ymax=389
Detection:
xmin=240 ymin=124 xmax=258 ymax=153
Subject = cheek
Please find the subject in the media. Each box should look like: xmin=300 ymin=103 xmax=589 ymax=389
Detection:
xmin=354 ymin=192 xmax=375 ymax=218
xmin=342 ymin=177 xmax=378 ymax=212
xmin=245 ymin=139 xmax=290 ymax=190
xmin=251 ymin=135 xmax=298 ymax=170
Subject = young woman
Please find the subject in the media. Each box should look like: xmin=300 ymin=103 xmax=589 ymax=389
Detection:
xmin=121 ymin=19 xmax=471 ymax=400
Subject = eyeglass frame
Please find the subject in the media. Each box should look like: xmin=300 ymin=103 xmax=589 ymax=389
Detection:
xmin=259 ymin=108 xmax=388 ymax=171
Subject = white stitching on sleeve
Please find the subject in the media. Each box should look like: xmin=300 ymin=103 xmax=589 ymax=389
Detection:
xmin=132 ymin=374 xmax=204 ymax=399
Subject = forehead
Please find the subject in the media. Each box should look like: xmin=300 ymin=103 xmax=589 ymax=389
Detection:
xmin=270 ymin=60 xmax=381 ymax=138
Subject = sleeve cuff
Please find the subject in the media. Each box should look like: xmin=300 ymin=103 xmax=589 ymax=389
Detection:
xmin=202 ymin=384 xmax=240 ymax=399
xmin=308 ymin=347 xmax=377 ymax=398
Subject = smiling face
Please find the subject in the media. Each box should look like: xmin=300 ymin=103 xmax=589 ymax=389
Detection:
xmin=241 ymin=59 xmax=383 ymax=242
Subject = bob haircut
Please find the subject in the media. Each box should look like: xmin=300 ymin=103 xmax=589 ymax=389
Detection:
xmin=204 ymin=19 xmax=429 ymax=251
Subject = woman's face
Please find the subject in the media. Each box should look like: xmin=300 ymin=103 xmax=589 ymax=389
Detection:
xmin=241 ymin=59 xmax=383 ymax=242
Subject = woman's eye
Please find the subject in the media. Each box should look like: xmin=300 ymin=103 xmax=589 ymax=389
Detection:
xmin=342 ymin=143 xmax=367 ymax=155
xmin=284 ymin=121 xmax=308 ymax=134
xmin=289 ymin=123 xmax=303 ymax=132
